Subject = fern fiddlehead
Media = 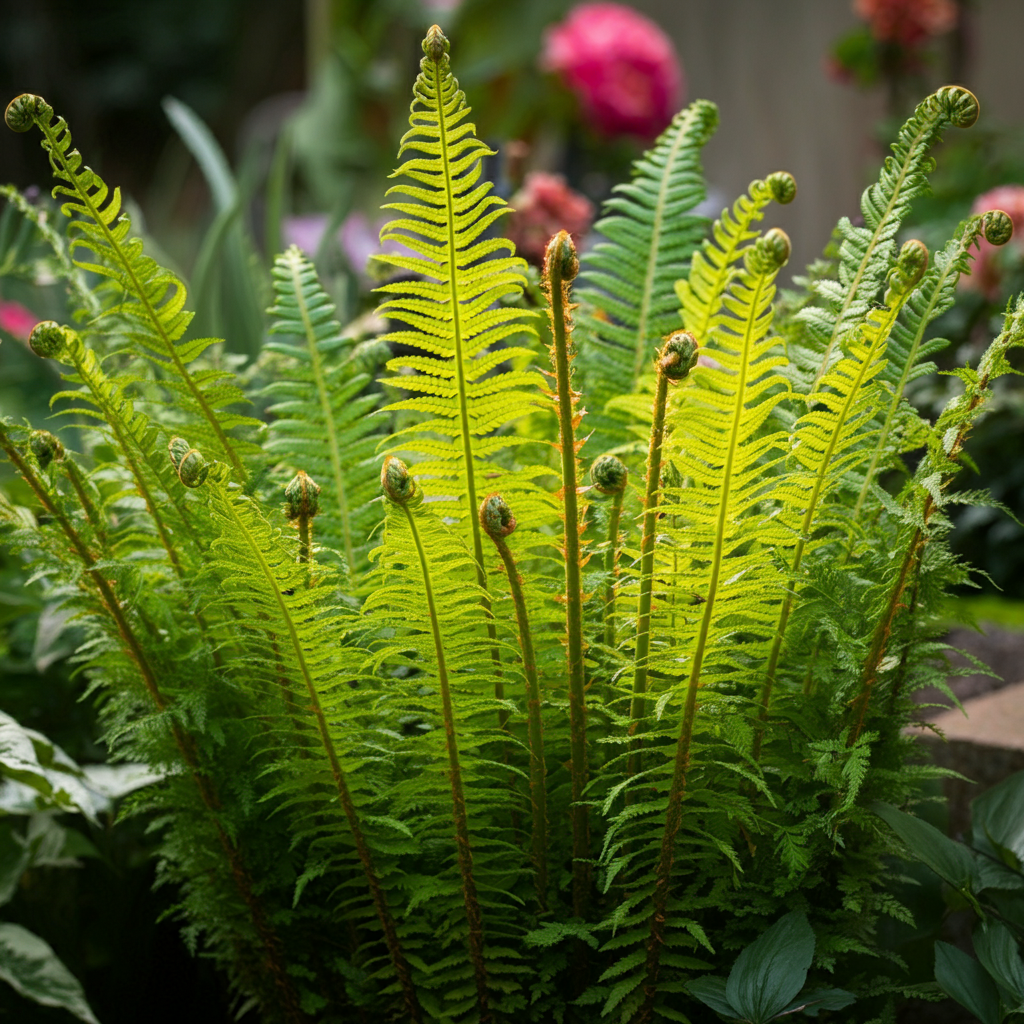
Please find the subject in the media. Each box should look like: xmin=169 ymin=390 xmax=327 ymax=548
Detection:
xmin=627 ymin=331 xmax=698 ymax=782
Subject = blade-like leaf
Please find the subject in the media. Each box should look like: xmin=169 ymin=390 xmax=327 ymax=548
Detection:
xmin=935 ymin=941 xmax=1001 ymax=1024
xmin=725 ymin=911 xmax=815 ymax=1024
xmin=0 ymin=923 xmax=100 ymax=1024
xmin=874 ymin=802 xmax=976 ymax=889
xmin=688 ymin=975 xmax=739 ymax=1019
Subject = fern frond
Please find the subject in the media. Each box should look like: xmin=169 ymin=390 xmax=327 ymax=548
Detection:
xmin=576 ymin=100 xmax=717 ymax=447
xmin=754 ymin=239 xmax=929 ymax=743
xmin=845 ymin=212 xmax=1009 ymax=535
xmin=785 ymin=85 xmax=979 ymax=390
xmin=264 ymin=246 xmax=382 ymax=581
xmin=5 ymin=93 xmax=261 ymax=480
xmin=372 ymin=29 xmax=539 ymax=584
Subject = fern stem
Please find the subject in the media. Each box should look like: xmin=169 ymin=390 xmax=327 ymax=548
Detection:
xmin=0 ymin=427 xmax=305 ymax=1023
xmin=20 ymin=98 xmax=248 ymax=481
xmin=545 ymin=230 xmax=591 ymax=921
xmin=216 ymin=484 xmax=422 ymax=1022
xmin=591 ymin=455 xmax=629 ymax=650
xmin=383 ymin=456 xmax=489 ymax=1016
xmin=604 ymin=494 xmax=624 ymax=647
xmin=481 ymin=494 xmax=548 ymax=909
xmin=62 ymin=459 xmax=108 ymax=547
xmin=628 ymin=334 xmax=698 ymax=782
xmin=285 ymin=254 xmax=356 ymax=581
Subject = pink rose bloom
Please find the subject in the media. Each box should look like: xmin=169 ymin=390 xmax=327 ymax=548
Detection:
xmin=854 ymin=0 xmax=956 ymax=47
xmin=541 ymin=2 xmax=684 ymax=139
xmin=0 ymin=299 xmax=38 ymax=340
xmin=964 ymin=185 xmax=1024 ymax=299
xmin=507 ymin=172 xmax=595 ymax=267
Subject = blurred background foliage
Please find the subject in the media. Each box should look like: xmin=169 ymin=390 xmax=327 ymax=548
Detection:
xmin=0 ymin=0 xmax=1022 ymax=1020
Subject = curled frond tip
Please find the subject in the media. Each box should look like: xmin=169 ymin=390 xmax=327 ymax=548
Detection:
xmin=381 ymin=456 xmax=417 ymax=506
xmin=285 ymin=471 xmax=321 ymax=520
xmin=590 ymin=455 xmax=628 ymax=496
xmin=480 ymin=493 xmax=516 ymax=541
xmin=983 ymin=210 xmax=1014 ymax=247
xmin=4 ymin=93 xmax=51 ymax=133
xmin=659 ymin=331 xmax=700 ymax=382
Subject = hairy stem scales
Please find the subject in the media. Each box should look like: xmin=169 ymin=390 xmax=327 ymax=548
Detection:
xmin=545 ymin=231 xmax=591 ymax=923
xmin=481 ymin=494 xmax=548 ymax=909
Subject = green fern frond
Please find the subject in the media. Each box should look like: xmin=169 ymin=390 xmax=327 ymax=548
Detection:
xmin=264 ymin=246 xmax=382 ymax=581
xmin=371 ymin=28 xmax=539 ymax=584
xmin=576 ymin=100 xmax=717 ymax=448
xmin=755 ymin=239 xmax=929 ymax=739
xmin=4 ymin=93 xmax=261 ymax=480
xmin=786 ymin=85 xmax=979 ymax=390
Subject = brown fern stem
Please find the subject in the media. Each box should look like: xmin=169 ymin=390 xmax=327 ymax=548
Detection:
xmin=544 ymin=231 xmax=591 ymax=926
xmin=481 ymin=494 xmax=548 ymax=909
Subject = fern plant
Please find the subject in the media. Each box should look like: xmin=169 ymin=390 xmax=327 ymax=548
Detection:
xmin=0 ymin=26 xmax=1020 ymax=1024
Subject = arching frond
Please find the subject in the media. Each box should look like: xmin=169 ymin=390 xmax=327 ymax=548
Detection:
xmin=786 ymin=85 xmax=980 ymax=390
xmin=576 ymin=100 xmax=717 ymax=450
xmin=5 ymin=94 xmax=261 ymax=480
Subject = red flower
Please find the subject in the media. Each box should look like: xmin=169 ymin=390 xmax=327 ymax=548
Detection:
xmin=507 ymin=172 xmax=595 ymax=268
xmin=854 ymin=0 xmax=956 ymax=48
xmin=964 ymin=185 xmax=1024 ymax=299
xmin=541 ymin=2 xmax=684 ymax=139
xmin=0 ymin=299 xmax=38 ymax=341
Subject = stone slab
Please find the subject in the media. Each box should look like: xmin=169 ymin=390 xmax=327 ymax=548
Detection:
xmin=917 ymin=680 xmax=1024 ymax=750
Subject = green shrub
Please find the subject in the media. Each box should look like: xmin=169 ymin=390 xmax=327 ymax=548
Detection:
xmin=0 ymin=25 xmax=1020 ymax=1024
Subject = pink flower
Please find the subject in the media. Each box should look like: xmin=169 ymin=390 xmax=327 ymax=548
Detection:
xmin=0 ymin=299 xmax=38 ymax=341
xmin=964 ymin=185 xmax=1024 ymax=299
xmin=541 ymin=2 xmax=684 ymax=139
xmin=507 ymin=172 xmax=595 ymax=267
xmin=854 ymin=0 xmax=956 ymax=47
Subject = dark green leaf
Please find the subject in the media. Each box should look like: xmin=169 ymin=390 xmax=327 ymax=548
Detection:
xmin=687 ymin=976 xmax=738 ymax=1019
xmin=874 ymin=802 xmax=975 ymax=889
xmin=725 ymin=911 xmax=815 ymax=1024
xmin=935 ymin=941 xmax=1001 ymax=1024
xmin=777 ymin=988 xmax=856 ymax=1018
xmin=973 ymin=770 xmax=1024 ymax=871
xmin=974 ymin=920 xmax=1024 ymax=1005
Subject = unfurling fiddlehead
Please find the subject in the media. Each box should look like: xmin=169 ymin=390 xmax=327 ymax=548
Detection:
xmin=481 ymin=493 xmax=548 ymax=909
xmin=543 ymin=229 xmax=591 ymax=925
xmin=284 ymin=470 xmax=321 ymax=574
xmin=628 ymin=331 xmax=698 ymax=783
xmin=590 ymin=454 xmax=628 ymax=648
